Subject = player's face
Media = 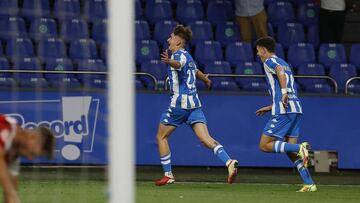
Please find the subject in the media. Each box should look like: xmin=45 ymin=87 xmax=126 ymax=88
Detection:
xmin=256 ymin=46 xmax=267 ymax=62
xmin=167 ymin=33 xmax=181 ymax=52
xmin=20 ymin=132 xmax=43 ymax=160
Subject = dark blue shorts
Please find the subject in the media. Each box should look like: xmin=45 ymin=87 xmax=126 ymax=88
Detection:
xmin=160 ymin=107 xmax=207 ymax=127
xmin=263 ymin=114 xmax=302 ymax=139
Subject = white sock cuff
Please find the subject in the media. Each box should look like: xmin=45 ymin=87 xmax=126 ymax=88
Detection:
xmin=213 ymin=145 xmax=223 ymax=154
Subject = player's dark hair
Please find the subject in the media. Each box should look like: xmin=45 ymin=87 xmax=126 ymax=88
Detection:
xmin=173 ymin=25 xmax=192 ymax=44
xmin=38 ymin=127 xmax=55 ymax=159
xmin=255 ymin=36 xmax=276 ymax=53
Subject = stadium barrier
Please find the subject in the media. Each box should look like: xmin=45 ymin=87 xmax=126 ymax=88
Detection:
xmin=345 ymin=77 xmax=360 ymax=94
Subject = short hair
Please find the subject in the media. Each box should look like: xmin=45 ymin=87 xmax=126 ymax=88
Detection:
xmin=38 ymin=127 xmax=55 ymax=159
xmin=255 ymin=36 xmax=276 ymax=53
xmin=173 ymin=25 xmax=192 ymax=44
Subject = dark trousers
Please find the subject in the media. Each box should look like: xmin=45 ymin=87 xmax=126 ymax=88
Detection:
xmin=319 ymin=8 xmax=346 ymax=43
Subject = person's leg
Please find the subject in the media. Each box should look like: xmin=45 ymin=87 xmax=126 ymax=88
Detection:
xmin=285 ymin=137 xmax=314 ymax=186
xmin=333 ymin=10 xmax=346 ymax=43
xmin=188 ymin=108 xmax=238 ymax=183
xmin=260 ymin=115 xmax=301 ymax=154
xmin=319 ymin=8 xmax=333 ymax=43
xmin=156 ymin=123 xmax=176 ymax=177
xmin=236 ymin=15 xmax=252 ymax=42
xmin=250 ymin=9 xmax=268 ymax=39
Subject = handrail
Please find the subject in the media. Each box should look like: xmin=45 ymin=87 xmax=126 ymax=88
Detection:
xmin=0 ymin=70 xmax=159 ymax=91
xmin=134 ymin=72 xmax=158 ymax=90
xmin=164 ymin=74 xmax=338 ymax=93
xmin=345 ymin=77 xmax=360 ymax=95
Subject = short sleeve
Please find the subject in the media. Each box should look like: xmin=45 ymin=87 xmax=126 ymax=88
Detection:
xmin=172 ymin=52 xmax=187 ymax=70
xmin=264 ymin=58 xmax=280 ymax=74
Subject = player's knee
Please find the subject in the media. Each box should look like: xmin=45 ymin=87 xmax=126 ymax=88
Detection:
xmin=259 ymin=143 xmax=269 ymax=152
xmin=156 ymin=132 xmax=168 ymax=141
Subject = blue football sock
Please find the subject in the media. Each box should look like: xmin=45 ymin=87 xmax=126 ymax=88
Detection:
xmin=213 ymin=145 xmax=231 ymax=165
xmin=273 ymin=141 xmax=300 ymax=153
xmin=294 ymin=159 xmax=314 ymax=185
xmin=160 ymin=153 xmax=172 ymax=176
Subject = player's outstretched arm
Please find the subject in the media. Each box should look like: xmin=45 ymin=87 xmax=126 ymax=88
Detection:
xmin=275 ymin=66 xmax=288 ymax=108
xmin=256 ymin=105 xmax=272 ymax=116
xmin=0 ymin=149 xmax=20 ymax=203
xmin=160 ymin=50 xmax=181 ymax=69
xmin=196 ymin=70 xmax=211 ymax=89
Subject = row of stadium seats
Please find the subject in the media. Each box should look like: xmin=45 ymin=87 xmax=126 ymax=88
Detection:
xmin=136 ymin=0 xmax=317 ymax=27
xmin=136 ymin=60 xmax=360 ymax=94
xmin=0 ymin=17 xmax=107 ymax=43
xmin=0 ymin=0 xmax=107 ymax=22
xmin=136 ymin=20 xmax=320 ymax=48
xmin=0 ymin=37 xmax=106 ymax=63
xmin=0 ymin=57 xmax=107 ymax=89
xmin=136 ymin=40 xmax=360 ymax=71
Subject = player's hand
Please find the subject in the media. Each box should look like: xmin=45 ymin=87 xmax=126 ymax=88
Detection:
xmin=281 ymin=93 xmax=288 ymax=109
xmin=160 ymin=50 xmax=170 ymax=64
xmin=256 ymin=106 xmax=272 ymax=116
xmin=204 ymin=74 xmax=212 ymax=89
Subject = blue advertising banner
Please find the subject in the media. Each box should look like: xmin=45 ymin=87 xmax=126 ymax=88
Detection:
xmin=0 ymin=91 xmax=108 ymax=164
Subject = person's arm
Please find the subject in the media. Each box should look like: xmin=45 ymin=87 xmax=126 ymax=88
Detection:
xmin=196 ymin=70 xmax=211 ymax=89
xmin=0 ymin=149 xmax=20 ymax=203
xmin=255 ymin=105 xmax=272 ymax=116
xmin=160 ymin=50 xmax=182 ymax=69
xmin=275 ymin=65 xmax=288 ymax=108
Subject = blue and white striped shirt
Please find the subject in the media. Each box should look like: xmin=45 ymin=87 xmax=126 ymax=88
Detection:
xmin=168 ymin=49 xmax=202 ymax=109
xmin=263 ymin=55 xmax=303 ymax=115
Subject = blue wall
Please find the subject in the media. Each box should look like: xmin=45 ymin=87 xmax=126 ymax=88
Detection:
xmin=136 ymin=92 xmax=360 ymax=169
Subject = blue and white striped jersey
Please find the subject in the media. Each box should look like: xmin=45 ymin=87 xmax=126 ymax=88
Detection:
xmin=168 ymin=49 xmax=202 ymax=109
xmin=263 ymin=55 xmax=303 ymax=115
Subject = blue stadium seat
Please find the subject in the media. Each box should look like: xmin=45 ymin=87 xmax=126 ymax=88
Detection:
xmin=292 ymin=0 xmax=313 ymax=6
xmin=267 ymin=1 xmax=295 ymax=27
xmin=84 ymin=0 xmax=108 ymax=22
xmin=44 ymin=58 xmax=81 ymax=88
xmin=54 ymin=0 xmax=81 ymax=20
xmin=267 ymin=23 xmax=274 ymax=37
xmin=135 ymin=0 xmax=143 ymax=20
xmin=297 ymin=63 xmax=332 ymax=93
xmin=135 ymin=20 xmax=150 ymax=41
xmin=297 ymin=3 xmax=319 ymax=26
xmin=275 ymin=43 xmax=285 ymax=59
xmin=204 ymin=60 xmax=232 ymax=74
xmin=21 ymin=0 xmax=51 ymax=20
xmin=29 ymin=18 xmax=57 ymax=42
xmin=0 ymin=43 xmax=3 ymax=56
xmin=264 ymin=0 xmax=276 ymax=6
xmin=37 ymin=38 xmax=66 ymax=62
xmin=225 ymin=42 xmax=253 ymax=66
xmin=0 ymin=77 xmax=16 ymax=88
xmin=77 ymin=59 xmax=107 ymax=88
xmin=211 ymin=80 xmax=239 ymax=91
xmin=136 ymin=78 xmax=145 ymax=90
xmin=140 ymin=59 xmax=167 ymax=89
xmin=60 ymin=18 xmax=89 ymax=42
xmin=0 ymin=57 xmax=10 ymax=77
xmin=287 ymin=43 xmax=316 ymax=68
xmin=277 ymin=23 xmax=305 ymax=49
xmin=330 ymin=64 xmax=360 ymax=93
xmin=0 ymin=0 xmax=19 ymax=16
xmin=92 ymin=19 xmax=107 ymax=43
xmin=216 ymin=22 xmax=241 ymax=47
xmin=207 ymin=0 xmax=234 ymax=25
xmin=154 ymin=20 xmax=178 ymax=44
xmin=176 ymin=0 xmax=204 ymax=24
xmin=135 ymin=40 xmax=159 ymax=65
xmin=307 ymin=25 xmax=320 ymax=48
xmin=145 ymin=0 xmax=172 ymax=25
xmin=188 ymin=21 xmax=213 ymax=45
xmin=203 ymin=61 xmax=238 ymax=90
xmin=350 ymin=44 xmax=360 ymax=68
xmin=194 ymin=41 xmax=223 ymax=66
xmin=0 ymin=17 xmax=27 ymax=41
xmin=69 ymin=39 xmax=98 ymax=60
xmin=235 ymin=62 xmax=267 ymax=92
xmin=13 ymin=57 xmax=48 ymax=88
xmin=318 ymin=43 xmax=347 ymax=68
xmin=6 ymin=38 xmax=35 ymax=61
